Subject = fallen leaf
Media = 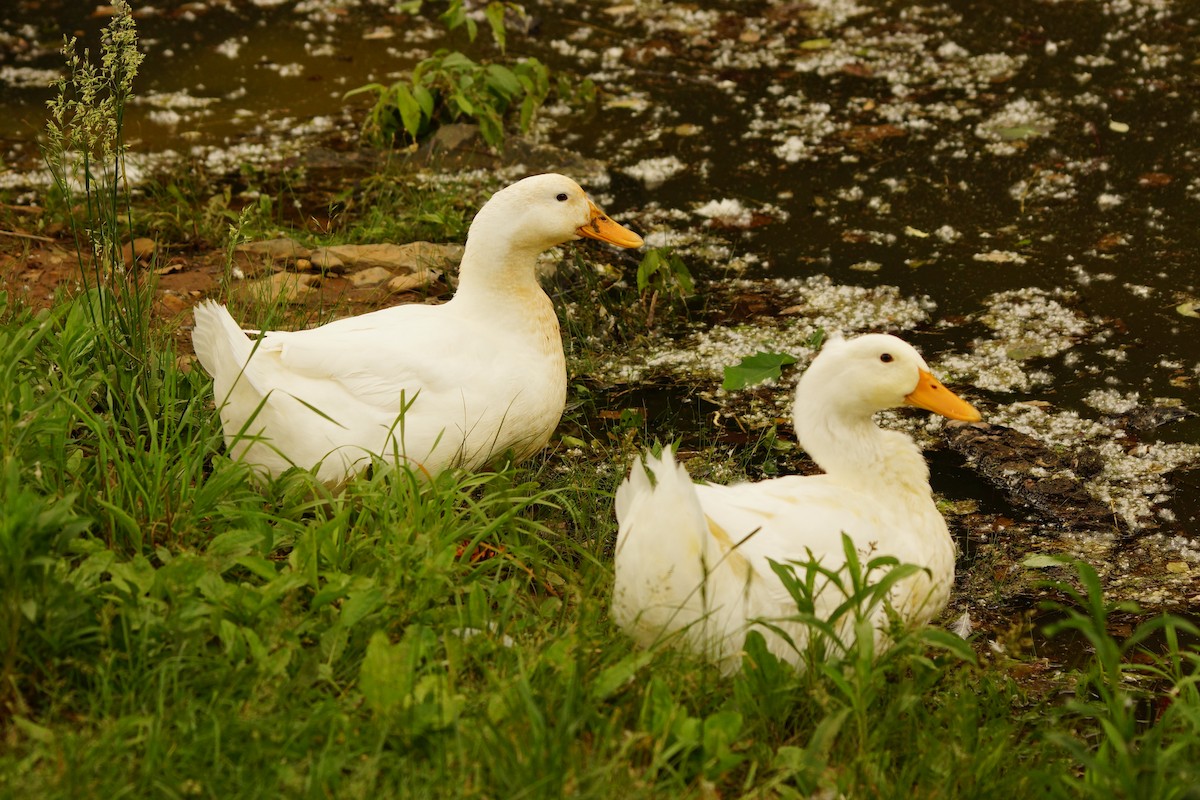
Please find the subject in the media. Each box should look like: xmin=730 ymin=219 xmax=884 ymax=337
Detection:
xmin=1022 ymin=554 xmax=1064 ymax=569
xmin=1176 ymin=302 xmax=1200 ymax=319
xmin=722 ymin=351 xmax=797 ymax=391
xmin=122 ymin=237 xmax=156 ymax=265
xmin=998 ymin=125 xmax=1040 ymax=140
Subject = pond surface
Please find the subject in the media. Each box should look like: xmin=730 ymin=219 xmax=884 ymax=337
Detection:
xmin=2 ymin=0 xmax=1199 ymax=617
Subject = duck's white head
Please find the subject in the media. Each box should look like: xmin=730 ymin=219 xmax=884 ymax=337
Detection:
xmin=796 ymin=333 xmax=981 ymax=423
xmin=468 ymin=173 xmax=644 ymax=254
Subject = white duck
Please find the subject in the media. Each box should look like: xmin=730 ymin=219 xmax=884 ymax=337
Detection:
xmin=612 ymin=333 xmax=981 ymax=673
xmin=192 ymin=173 xmax=643 ymax=483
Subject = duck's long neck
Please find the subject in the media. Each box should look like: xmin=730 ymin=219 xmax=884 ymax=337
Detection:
xmin=796 ymin=404 xmax=932 ymax=496
xmin=449 ymin=233 xmax=547 ymax=308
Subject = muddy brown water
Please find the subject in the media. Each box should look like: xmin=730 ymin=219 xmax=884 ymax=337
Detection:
xmin=2 ymin=1 xmax=1199 ymax=637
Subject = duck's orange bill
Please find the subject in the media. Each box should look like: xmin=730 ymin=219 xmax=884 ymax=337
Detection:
xmin=905 ymin=369 xmax=982 ymax=422
xmin=577 ymin=200 xmax=644 ymax=248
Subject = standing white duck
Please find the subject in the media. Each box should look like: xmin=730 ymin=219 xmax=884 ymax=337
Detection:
xmin=192 ymin=173 xmax=643 ymax=483
xmin=611 ymin=333 xmax=981 ymax=673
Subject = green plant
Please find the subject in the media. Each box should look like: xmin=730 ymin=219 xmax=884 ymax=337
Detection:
xmin=636 ymin=675 xmax=746 ymax=783
xmin=349 ymin=50 xmax=553 ymax=148
xmin=348 ymin=1 xmax=597 ymax=149
xmin=1040 ymin=562 xmax=1200 ymax=798
xmin=398 ymin=0 xmax=521 ymax=52
xmin=767 ymin=535 xmax=974 ymax=731
xmin=43 ymin=0 xmax=146 ymax=348
xmin=635 ymin=247 xmax=694 ymax=328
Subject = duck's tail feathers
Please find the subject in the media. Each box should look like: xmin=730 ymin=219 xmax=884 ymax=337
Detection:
xmin=615 ymin=446 xmax=707 ymax=549
xmin=192 ymin=300 xmax=250 ymax=377
xmin=191 ymin=299 xmax=273 ymax=407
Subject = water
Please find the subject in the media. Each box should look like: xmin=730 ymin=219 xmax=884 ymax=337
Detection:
xmin=2 ymin=0 xmax=1199 ymax=609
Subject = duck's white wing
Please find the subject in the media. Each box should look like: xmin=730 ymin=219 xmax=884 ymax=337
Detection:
xmin=251 ymin=304 xmax=482 ymax=408
xmin=694 ymin=474 xmax=951 ymax=650
xmin=695 ymin=475 xmax=870 ymax=572
xmin=237 ymin=300 xmax=564 ymax=479
xmin=690 ymin=476 xmax=899 ymax=628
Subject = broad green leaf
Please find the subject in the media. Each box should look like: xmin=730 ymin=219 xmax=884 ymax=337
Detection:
xmin=668 ymin=253 xmax=695 ymax=294
xmin=638 ymin=675 xmax=677 ymax=734
xmin=722 ymin=351 xmax=797 ymax=391
xmin=107 ymin=554 xmax=157 ymax=595
xmin=485 ymin=2 xmax=508 ymax=51
xmin=519 ymin=94 xmax=536 ymax=132
xmin=592 ymin=650 xmax=654 ymax=700
xmin=206 ymin=528 xmax=262 ymax=560
xmin=1022 ymin=553 xmax=1065 ymax=569
xmin=453 ymin=93 xmax=476 ymax=116
xmin=413 ymin=84 xmax=435 ymax=118
xmin=478 ymin=113 xmax=503 ymax=146
xmin=441 ymin=51 xmax=475 ymax=70
xmin=486 ymin=64 xmax=521 ymax=98
xmin=392 ymin=83 xmax=422 ymax=138
xmin=636 ymin=250 xmax=662 ymax=292
xmin=340 ymin=584 xmax=384 ymax=630
xmin=360 ymin=630 xmax=406 ymax=714
xmin=235 ymin=555 xmax=279 ymax=581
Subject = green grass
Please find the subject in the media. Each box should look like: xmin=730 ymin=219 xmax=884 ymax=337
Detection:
xmin=5 ymin=262 xmax=1200 ymax=800
xmin=5 ymin=4 xmax=1200 ymax=798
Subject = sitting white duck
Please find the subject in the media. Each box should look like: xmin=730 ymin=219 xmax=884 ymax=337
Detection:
xmin=611 ymin=333 xmax=981 ymax=673
xmin=192 ymin=173 xmax=643 ymax=483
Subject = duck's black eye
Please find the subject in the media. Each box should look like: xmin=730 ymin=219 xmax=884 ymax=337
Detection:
xmin=880 ymin=353 xmax=894 ymax=363
xmin=556 ymin=193 xmax=569 ymax=202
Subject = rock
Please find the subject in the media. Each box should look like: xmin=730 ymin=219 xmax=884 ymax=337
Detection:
xmin=122 ymin=237 xmax=156 ymax=265
xmin=320 ymin=242 xmax=464 ymax=272
xmin=386 ymin=268 xmax=441 ymax=294
xmin=348 ymin=266 xmax=396 ymax=288
xmin=307 ymin=248 xmax=346 ymax=272
xmin=155 ymin=291 xmax=188 ymax=315
xmin=232 ymin=238 xmax=310 ymax=273
xmin=427 ymin=123 xmax=482 ymax=152
xmin=235 ymin=271 xmax=319 ymax=304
